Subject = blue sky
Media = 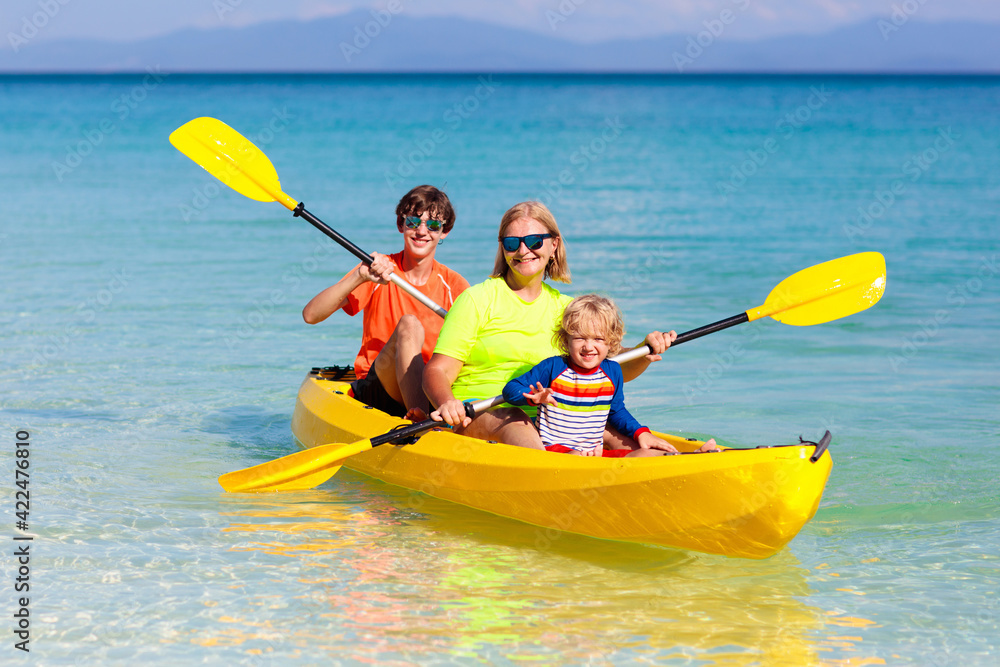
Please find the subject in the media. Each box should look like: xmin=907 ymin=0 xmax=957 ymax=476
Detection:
xmin=5 ymin=0 xmax=999 ymax=45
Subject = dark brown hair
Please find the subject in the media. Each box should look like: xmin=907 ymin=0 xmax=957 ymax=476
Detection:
xmin=395 ymin=185 xmax=456 ymax=233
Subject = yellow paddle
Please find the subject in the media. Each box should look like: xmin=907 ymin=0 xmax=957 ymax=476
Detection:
xmin=218 ymin=251 xmax=886 ymax=492
xmin=169 ymin=117 xmax=447 ymax=317
xmin=614 ymin=251 xmax=887 ymax=362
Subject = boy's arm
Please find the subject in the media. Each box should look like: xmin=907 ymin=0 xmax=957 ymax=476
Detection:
xmin=302 ymin=253 xmax=394 ymax=324
xmin=302 ymin=265 xmax=365 ymax=324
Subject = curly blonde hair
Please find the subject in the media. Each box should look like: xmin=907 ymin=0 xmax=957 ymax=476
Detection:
xmin=491 ymin=201 xmax=571 ymax=284
xmin=555 ymin=294 xmax=625 ymax=356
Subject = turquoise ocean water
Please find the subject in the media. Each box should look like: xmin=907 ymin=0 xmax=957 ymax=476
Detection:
xmin=1 ymin=74 xmax=998 ymax=664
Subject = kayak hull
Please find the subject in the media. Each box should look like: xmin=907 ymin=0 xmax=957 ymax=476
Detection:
xmin=291 ymin=373 xmax=832 ymax=558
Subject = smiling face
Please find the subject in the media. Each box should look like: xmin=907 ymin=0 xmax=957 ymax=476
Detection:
xmin=491 ymin=201 xmax=570 ymax=284
xmin=566 ymin=329 xmax=611 ymax=371
xmin=501 ymin=216 xmax=557 ymax=284
xmin=398 ymin=208 xmax=447 ymax=260
xmin=557 ymin=294 xmax=625 ymax=366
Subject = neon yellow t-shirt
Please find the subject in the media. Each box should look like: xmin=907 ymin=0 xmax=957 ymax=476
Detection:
xmin=433 ymin=277 xmax=573 ymax=403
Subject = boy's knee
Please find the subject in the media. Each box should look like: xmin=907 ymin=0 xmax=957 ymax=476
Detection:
xmin=397 ymin=314 xmax=425 ymax=340
xmin=396 ymin=315 xmax=424 ymax=338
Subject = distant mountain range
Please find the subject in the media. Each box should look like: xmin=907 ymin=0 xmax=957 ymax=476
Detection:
xmin=2 ymin=12 xmax=998 ymax=73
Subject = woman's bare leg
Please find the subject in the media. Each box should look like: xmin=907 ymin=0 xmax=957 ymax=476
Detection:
xmin=455 ymin=407 xmax=545 ymax=449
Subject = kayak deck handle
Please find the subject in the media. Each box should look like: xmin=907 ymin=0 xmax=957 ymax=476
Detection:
xmin=703 ymin=431 xmax=833 ymax=460
xmin=805 ymin=431 xmax=833 ymax=463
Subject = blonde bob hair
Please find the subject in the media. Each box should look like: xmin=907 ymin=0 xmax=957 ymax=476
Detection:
xmin=555 ymin=294 xmax=626 ymax=357
xmin=491 ymin=201 xmax=571 ymax=284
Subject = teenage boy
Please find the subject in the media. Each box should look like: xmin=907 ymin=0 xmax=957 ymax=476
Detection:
xmin=303 ymin=185 xmax=468 ymax=417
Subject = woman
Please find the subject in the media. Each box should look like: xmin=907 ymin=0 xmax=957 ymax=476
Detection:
xmin=422 ymin=201 xmax=681 ymax=454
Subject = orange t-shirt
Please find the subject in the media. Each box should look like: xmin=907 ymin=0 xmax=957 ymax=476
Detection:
xmin=342 ymin=252 xmax=469 ymax=379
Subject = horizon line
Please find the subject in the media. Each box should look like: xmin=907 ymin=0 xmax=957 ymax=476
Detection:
xmin=2 ymin=70 xmax=1000 ymax=76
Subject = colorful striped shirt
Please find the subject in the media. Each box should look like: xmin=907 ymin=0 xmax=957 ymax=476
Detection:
xmin=502 ymin=356 xmax=650 ymax=454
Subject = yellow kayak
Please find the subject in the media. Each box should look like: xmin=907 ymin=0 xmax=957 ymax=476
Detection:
xmin=291 ymin=371 xmax=832 ymax=559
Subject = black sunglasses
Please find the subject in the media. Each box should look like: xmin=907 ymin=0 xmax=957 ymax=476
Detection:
xmin=404 ymin=216 xmax=444 ymax=232
xmin=501 ymin=234 xmax=552 ymax=252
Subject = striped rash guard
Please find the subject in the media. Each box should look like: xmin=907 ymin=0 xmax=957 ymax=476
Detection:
xmin=502 ymin=356 xmax=651 ymax=454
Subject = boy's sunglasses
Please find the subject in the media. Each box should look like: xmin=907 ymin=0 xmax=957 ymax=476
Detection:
xmin=501 ymin=234 xmax=552 ymax=252
xmin=403 ymin=216 xmax=443 ymax=232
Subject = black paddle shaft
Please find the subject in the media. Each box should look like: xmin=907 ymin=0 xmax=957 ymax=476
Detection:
xmin=673 ymin=313 xmax=750 ymax=346
xmin=293 ymin=203 xmax=751 ymax=349
xmin=374 ymin=419 xmax=439 ymax=447
xmin=373 ymin=404 xmax=477 ymax=447
xmin=293 ymin=202 xmax=375 ymax=266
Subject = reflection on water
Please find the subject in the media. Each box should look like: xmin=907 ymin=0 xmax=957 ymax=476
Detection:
xmin=206 ymin=472 xmax=885 ymax=665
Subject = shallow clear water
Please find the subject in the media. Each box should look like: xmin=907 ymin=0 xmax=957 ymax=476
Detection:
xmin=1 ymin=74 xmax=998 ymax=664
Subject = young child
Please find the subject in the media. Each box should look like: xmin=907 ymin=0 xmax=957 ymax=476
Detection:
xmin=303 ymin=185 xmax=469 ymax=418
xmin=503 ymin=294 xmax=718 ymax=457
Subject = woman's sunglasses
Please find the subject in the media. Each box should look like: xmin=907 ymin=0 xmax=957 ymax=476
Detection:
xmin=403 ymin=216 xmax=443 ymax=232
xmin=501 ymin=234 xmax=552 ymax=252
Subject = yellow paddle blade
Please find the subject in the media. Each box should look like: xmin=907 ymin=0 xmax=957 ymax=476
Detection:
xmin=169 ymin=117 xmax=298 ymax=210
xmin=218 ymin=439 xmax=373 ymax=493
xmin=748 ymin=252 xmax=887 ymax=325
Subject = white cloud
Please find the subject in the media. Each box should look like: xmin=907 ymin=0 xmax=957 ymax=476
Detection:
xmin=296 ymin=1 xmax=353 ymax=22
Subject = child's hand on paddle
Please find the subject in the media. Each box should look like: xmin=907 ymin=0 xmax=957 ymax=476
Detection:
xmin=523 ymin=382 xmax=556 ymax=407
